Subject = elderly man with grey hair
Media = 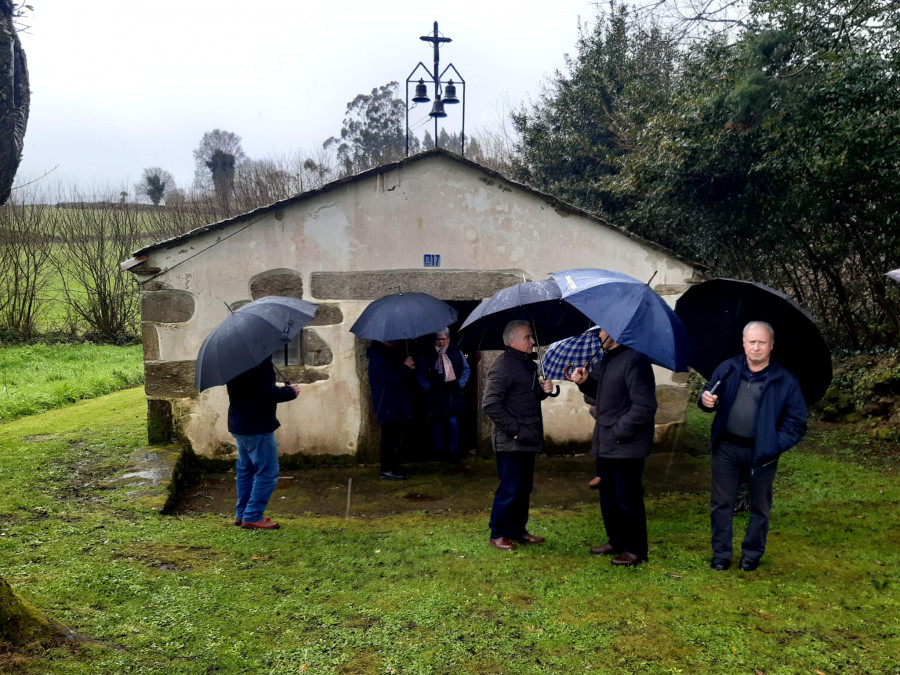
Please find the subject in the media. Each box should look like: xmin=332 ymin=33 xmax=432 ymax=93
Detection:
xmin=482 ymin=320 xmax=556 ymax=551
xmin=699 ymin=320 xmax=808 ymax=572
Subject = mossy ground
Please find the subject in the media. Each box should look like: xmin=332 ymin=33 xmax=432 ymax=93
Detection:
xmin=1 ymin=388 xmax=898 ymax=674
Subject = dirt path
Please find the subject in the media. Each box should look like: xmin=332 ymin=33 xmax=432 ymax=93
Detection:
xmin=178 ymin=451 xmax=710 ymax=519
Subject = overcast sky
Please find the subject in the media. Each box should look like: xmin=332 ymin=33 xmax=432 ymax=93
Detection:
xmin=14 ymin=0 xmax=599 ymax=194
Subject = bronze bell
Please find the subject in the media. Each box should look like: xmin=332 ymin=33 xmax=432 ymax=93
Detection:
xmin=412 ymin=79 xmax=430 ymax=103
xmin=443 ymin=81 xmax=459 ymax=104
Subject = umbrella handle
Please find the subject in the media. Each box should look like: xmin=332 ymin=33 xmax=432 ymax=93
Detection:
xmin=563 ymin=365 xmax=575 ymax=381
xmin=548 ymin=385 xmax=560 ymax=397
xmin=272 ymin=363 xmax=291 ymax=386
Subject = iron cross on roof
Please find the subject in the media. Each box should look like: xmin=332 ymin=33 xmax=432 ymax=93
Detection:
xmin=420 ymin=21 xmax=452 ymax=78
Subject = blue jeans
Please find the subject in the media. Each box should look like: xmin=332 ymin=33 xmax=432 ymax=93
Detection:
xmin=233 ymin=432 xmax=279 ymax=523
xmin=710 ymin=441 xmax=778 ymax=562
xmin=489 ymin=452 xmax=535 ymax=539
xmin=431 ymin=415 xmax=460 ymax=460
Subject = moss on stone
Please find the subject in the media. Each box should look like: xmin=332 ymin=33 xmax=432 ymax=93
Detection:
xmin=0 ymin=576 xmax=56 ymax=646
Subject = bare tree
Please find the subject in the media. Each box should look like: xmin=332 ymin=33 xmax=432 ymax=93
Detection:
xmin=193 ymin=129 xmax=246 ymax=207
xmin=628 ymin=0 xmax=749 ymax=42
xmin=465 ymin=99 xmax=521 ymax=174
xmin=52 ymin=189 xmax=148 ymax=341
xmin=231 ymin=149 xmax=337 ymax=213
xmin=135 ymin=167 xmax=176 ymax=205
xmin=0 ymin=191 xmax=57 ymax=337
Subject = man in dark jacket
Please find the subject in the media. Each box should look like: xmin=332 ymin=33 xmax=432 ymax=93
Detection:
xmin=227 ymin=356 xmax=300 ymax=530
xmin=367 ymin=340 xmax=416 ymax=480
xmin=569 ymin=329 xmax=657 ymax=566
xmin=482 ymin=320 xmax=556 ymax=551
xmin=700 ymin=321 xmax=807 ymax=572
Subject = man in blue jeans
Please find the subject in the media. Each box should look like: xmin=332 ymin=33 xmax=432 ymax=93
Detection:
xmin=699 ymin=321 xmax=807 ymax=571
xmin=227 ymin=355 xmax=300 ymax=530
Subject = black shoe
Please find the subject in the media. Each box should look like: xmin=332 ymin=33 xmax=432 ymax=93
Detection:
xmin=379 ymin=471 xmax=406 ymax=481
xmin=739 ymin=555 xmax=759 ymax=571
xmin=710 ymin=557 xmax=731 ymax=571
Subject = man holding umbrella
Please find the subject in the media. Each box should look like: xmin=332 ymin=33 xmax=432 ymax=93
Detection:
xmin=700 ymin=321 xmax=808 ymax=571
xmin=195 ymin=296 xmax=318 ymax=531
xmin=482 ymin=320 xmax=556 ymax=551
xmin=227 ymin=357 xmax=300 ymax=529
xmin=569 ymin=329 xmax=657 ymax=567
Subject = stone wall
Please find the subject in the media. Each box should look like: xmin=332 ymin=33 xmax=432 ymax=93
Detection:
xmin=131 ymin=154 xmax=698 ymax=460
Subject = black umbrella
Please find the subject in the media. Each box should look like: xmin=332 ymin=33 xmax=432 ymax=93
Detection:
xmin=457 ymin=279 xmax=594 ymax=351
xmin=349 ymin=292 xmax=458 ymax=341
xmin=195 ymin=296 xmax=319 ymax=392
xmin=674 ymin=278 xmax=831 ymax=403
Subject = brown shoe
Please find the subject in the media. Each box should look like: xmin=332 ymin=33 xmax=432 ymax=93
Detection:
xmin=590 ymin=543 xmax=618 ymax=556
xmin=611 ymin=552 xmax=643 ymax=566
xmin=511 ymin=533 xmax=545 ymax=544
xmin=489 ymin=537 xmax=516 ymax=551
xmin=241 ymin=517 xmax=280 ymax=530
xmin=234 ymin=518 xmax=242 ymax=526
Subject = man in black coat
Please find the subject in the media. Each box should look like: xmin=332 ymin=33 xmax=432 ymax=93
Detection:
xmin=367 ymin=340 xmax=416 ymax=480
xmin=227 ymin=356 xmax=300 ymax=530
xmin=569 ymin=329 xmax=657 ymax=566
xmin=482 ymin=320 xmax=556 ymax=551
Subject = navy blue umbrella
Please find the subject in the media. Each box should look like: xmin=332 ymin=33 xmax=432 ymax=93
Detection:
xmin=195 ymin=296 xmax=319 ymax=391
xmin=550 ymin=268 xmax=690 ymax=372
xmin=457 ymin=279 xmax=594 ymax=351
xmin=349 ymin=292 xmax=458 ymax=341
xmin=674 ymin=278 xmax=831 ymax=403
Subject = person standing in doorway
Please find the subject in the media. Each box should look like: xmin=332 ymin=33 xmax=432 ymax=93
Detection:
xmin=367 ymin=340 xmax=416 ymax=480
xmin=227 ymin=355 xmax=300 ymax=530
xmin=416 ymin=328 xmax=470 ymax=463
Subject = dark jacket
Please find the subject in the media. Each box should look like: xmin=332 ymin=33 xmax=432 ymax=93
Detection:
xmin=699 ymin=355 xmax=808 ymax=467
xmin=367 ymin=341 xmax=415 ymax=424
xmin=482 ymin=347 xmax=549 ymax=453
xmin=226 ymin=357 xmax=297 ymax=435
xmin=416 ymin=344 xmax=470 ymax=416
xmin=577 ymin=345 xmax=657 ymax=459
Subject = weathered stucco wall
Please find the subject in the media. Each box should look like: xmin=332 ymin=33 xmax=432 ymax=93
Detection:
xmin=133 ymin=154 xmax=698 ymax=460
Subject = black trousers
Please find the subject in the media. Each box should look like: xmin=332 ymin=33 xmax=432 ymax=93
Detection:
xmin=596 ymin=457 xmax=648 ymax=560
xmin=710 ymin=441 xmax=778 ymax=562
xmin=379 ymin=420 xmax=408 ymax=473
xmin=489 ymin=452 xmax=536 ymax=539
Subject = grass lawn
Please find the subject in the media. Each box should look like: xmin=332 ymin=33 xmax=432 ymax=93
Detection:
xmin=0 ymin=388 xmax=899 ymax=673
xmin=0 ymin=343 xmax=143 ymax=422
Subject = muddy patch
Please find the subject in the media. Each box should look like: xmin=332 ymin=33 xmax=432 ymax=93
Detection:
xmin=177 ymin=453 xmax=711 ymax=519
